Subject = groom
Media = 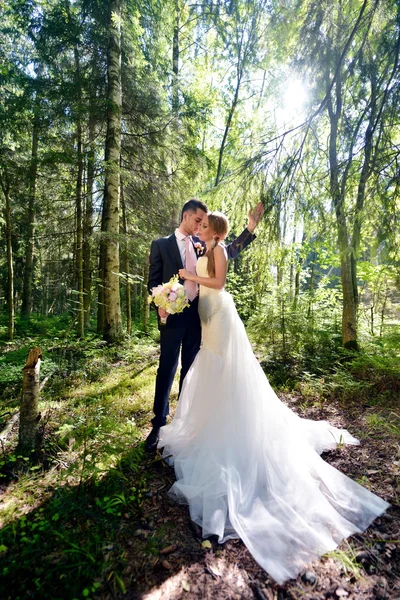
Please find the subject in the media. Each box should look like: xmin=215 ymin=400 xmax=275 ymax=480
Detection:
xmin=145 ymin=198 xmax=264 ymax=452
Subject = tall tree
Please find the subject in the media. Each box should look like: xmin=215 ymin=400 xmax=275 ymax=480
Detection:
xmin=83 ymin=99 xmax=96 ymax=328
xmin=0 ymin=167 xmax=14 ymax=340
xmin=21 ymin=88 xmax=40 ymax=318
xmin=73 ymin=40 xmax=85 ymax=339
xmin=102 ymin=0 xmax=123 ymax=342
xmin=120 ymin=179 xmax=131 ymax=335
xmin=172 ymin=0 xmax=180 ymax=113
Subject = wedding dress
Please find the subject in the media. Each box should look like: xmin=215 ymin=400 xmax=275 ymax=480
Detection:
xmin=158 ymin=255 xmax=389 ymax=584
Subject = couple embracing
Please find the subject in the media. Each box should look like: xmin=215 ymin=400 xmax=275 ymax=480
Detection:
xmin=145 ymin=198 xmax=388 ymax=584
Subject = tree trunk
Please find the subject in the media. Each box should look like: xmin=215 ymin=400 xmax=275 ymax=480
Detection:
xmin=6 ymin=193 xmax=14 ymax=340
xmin=1 ymin=177 xmax=14 ymax=340
xmin=83 ymin=107 xmax=95 ymax=329
xmin=339 ymin=239 xmax=357 ymax=349
xmin=18 ymin=347 xmax=42 ymax=457
xmin=277 ymin=201 xmax=288 ymax=287
xmin=289 ymin=197 xmax=299 ymax=301
xmin=172 ymin=0 xmax=180 ymax=113
xmin=43 ymin=271 xmax=49 ymax=316
xmin=351 ymin=71 xmax=377 ymax=311
xmin=307 ymin=253 xmax=315 ymax=320
xmin=103 ymin=0 xmax=123 ymax=343
xmin=21 ymin=113 xmax=39 ymax=318
xmin=121 ymin=180 xmax=131 ymax=335
xmin=380 ymin=285 xmax=388 ymax=337
xmin=327 ymin=66 xmax=358 ymax=350
xmin=73 ymin=45 xmax=85 ymax=339
xmin=75 ymin=126 xmax=84 ymax=339
xmin=132 ymin=281 xmax=138 ymax=321
xmin=215 ymin=67 xmax=242 ymax=186
xmin=281 ymin=293 xmax=287 ymax=358
xmin=294 ymin=231 xmax=305 ymax=309
xmin=97 ymin=197 xmax=107 ymax=334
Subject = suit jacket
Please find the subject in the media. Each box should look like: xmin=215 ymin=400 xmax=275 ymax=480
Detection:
xmin=148 ymin=228 xmax=256 ymax=294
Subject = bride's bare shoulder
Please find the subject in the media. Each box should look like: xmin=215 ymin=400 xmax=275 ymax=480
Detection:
xmin=215 ymin=243 xmax=228 ymax=259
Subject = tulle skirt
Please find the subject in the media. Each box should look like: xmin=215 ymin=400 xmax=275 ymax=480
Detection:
xmin=158 ymin=291 xmax=389 ymax=584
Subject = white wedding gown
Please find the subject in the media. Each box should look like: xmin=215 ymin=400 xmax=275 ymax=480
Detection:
xmin=158 ymin=256 xmax=389 ymax=584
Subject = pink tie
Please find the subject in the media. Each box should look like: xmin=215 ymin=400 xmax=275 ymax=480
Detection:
xmin=184 ymin=236 xmax=198 ymax=301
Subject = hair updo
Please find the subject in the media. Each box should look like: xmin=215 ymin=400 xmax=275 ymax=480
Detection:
xmin=206 ymin=211 xmax=229 ymax=277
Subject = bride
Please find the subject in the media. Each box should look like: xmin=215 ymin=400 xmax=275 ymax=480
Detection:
xmin=158 ymin=211 xmax=389 ymax=584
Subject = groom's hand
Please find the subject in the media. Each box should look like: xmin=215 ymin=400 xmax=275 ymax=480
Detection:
xmin=158 ymin=307 xmax=168 ymax=319
xmin=247 ymin=201 xmax=264 ymax=233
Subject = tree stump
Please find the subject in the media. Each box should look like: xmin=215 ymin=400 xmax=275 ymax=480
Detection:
xmin=18 ymin=347 xmax=42 ymax=456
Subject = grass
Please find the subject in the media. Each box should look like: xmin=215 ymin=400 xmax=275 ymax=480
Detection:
xmin=364 ymin=411 xmax=400 ymax=436
xmin=0 ymin=319 xmax=169 ymax=599
xmin=326 ymin=541 xmax=361 ymax=579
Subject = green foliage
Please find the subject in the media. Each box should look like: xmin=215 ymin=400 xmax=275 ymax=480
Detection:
xmin=0 ymin=475 xmax=141 ymax=598
xmin=254 ymin=325 xmax=400 ymax=408
xmin=0 ymin=334 xmax=162 ymax=599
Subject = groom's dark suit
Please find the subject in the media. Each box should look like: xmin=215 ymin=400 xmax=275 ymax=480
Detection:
xmin=148 ymin=228 xmax=255 ymax=428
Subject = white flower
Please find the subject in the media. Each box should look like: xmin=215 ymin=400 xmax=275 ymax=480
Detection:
xmin=149 ymin=275 xmax=190 ymax=321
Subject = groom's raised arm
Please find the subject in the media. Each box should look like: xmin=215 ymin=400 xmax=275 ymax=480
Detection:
xmin=225 ymin=202 xmax=264 ymax=260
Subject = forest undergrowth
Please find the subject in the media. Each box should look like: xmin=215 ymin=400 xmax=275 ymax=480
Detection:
xmin=0 ymin=314 xmax=399 ymax=600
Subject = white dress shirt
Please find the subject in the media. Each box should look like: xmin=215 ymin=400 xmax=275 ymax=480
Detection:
xmin=175 ymin=229 xmax=197 ymax=268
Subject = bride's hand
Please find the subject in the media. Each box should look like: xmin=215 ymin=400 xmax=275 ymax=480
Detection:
xmin=247 ymin=201 xmax=264 ymax=232
xmin=179 ymin=268 xmax=191 ymax=280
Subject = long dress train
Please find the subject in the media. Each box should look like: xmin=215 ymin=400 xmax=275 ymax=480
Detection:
xmin=158 ymin=256 xmax=389 ymax=584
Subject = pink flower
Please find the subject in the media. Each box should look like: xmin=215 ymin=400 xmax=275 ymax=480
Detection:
xmin=194 ymin=242 xmax=204 ymax=255
xmin=151 ymin=285 xmax=164 ymax=296
xmin=169 ymin=291 xmax=177 ymax=301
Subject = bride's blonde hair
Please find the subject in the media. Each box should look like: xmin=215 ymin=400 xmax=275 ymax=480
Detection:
xmin=206 ymin=212 xmax=229 ymax=277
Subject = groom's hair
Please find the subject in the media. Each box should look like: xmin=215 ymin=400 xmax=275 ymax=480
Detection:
xmin=180 ymin=198 xmax=208 ymax=222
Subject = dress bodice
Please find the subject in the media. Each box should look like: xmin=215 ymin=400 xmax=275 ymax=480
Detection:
xmin=196 ymin=256 xmax=219 ymax=288
xmin=196 ymin=255 xmax=229 ymax=355
xmin=196 ymin=256 xmax=223 ymax=309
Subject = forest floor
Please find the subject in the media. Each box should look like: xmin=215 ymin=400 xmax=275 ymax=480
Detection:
xmin=0 ymin=326 xmax=399 ymax=600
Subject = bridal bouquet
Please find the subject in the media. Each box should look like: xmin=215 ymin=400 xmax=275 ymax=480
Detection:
xmin=149 ymin=275 xmax=189 ymax=324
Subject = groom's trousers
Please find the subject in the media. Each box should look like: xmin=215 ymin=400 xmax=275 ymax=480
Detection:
xmin=152 ymin=298 xmax=201 ymax=428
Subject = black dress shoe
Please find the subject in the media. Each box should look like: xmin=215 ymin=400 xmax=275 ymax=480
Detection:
xmin=145 ymin=426 xmax=160 ymax=453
